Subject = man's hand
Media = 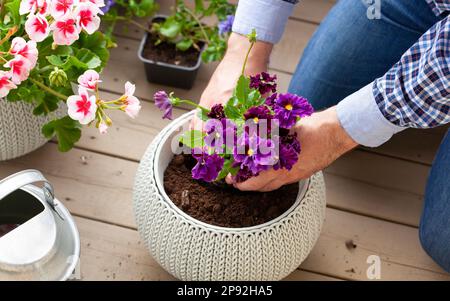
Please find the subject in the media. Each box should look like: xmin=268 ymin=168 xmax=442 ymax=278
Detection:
xmin=226 ymin=107 xmax=358 ymax=191
xmin=199 ymin=33 xmax=273 ymax=109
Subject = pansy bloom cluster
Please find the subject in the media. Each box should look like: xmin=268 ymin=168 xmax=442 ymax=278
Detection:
xmin=154 ymin=30 xmax=314 ymax=184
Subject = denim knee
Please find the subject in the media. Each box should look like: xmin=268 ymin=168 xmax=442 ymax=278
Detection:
xmin=419 ymin=219 xmax=450 ymax=273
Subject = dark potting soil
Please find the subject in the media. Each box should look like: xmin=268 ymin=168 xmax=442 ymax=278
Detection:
xmin=163 ymin=155 xmax=299 ymax=228
xmin=0 ymin=224 xmax=19 ymax=238
xmin=142 ymin=34 xmax=202 ymax=68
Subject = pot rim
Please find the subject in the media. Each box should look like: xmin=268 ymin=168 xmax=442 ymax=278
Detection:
xmin=152 ymin=110 xmax=310 ymax=233
xmin=137 ymin=15 xmax=204 ymax=72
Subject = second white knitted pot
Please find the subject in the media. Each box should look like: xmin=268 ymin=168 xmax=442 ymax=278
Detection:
xmin=0 ymin=99 xmax=66 ymax=161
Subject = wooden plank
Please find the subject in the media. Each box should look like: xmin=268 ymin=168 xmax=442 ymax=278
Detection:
xmin=77 ymin=216 xmax=340 ymax=280
xmin=76 ymin=216 xmax=175 ymax=280
xmin=301 ymin=208 xmax=450 ymax=281
xmin=325 ymin=150 xmax=430 ymax=196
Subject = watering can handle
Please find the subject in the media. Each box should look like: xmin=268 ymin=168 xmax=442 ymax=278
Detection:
xmin=0 ymin=169 xmax=55 ymax=207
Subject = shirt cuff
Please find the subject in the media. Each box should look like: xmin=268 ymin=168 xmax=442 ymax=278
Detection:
xmin=336 ymin=83 xmax=406 ymax=147
xmin=232 ymin=0 xmax=295 ymax=44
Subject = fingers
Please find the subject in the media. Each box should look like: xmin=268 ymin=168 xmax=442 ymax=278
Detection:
xmin=233 ymin=169 xmax=282 ymax=192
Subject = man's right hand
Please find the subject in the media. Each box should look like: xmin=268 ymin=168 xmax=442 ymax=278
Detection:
xmin=198 ymin=33 xmax=273 ymax=109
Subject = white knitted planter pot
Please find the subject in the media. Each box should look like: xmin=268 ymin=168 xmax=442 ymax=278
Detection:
xmin=0 ymin=99 xmax=66 ymax=161
xmin=133 ymin=111 xmax=326 ymax=281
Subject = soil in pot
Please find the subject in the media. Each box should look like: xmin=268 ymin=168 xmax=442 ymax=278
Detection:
xmin=142 ymin=26 xmax=203 ymax=68
xmin=164 ymin=155 xmax=299 ymax=228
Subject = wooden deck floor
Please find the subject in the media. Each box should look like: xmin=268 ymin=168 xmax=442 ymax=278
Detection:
xmin=1 ymin=0 xmax=449 ymax=280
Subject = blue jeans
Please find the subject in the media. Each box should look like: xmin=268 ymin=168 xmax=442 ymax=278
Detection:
xmin=289 ymin=0 xmax=450 ymax=272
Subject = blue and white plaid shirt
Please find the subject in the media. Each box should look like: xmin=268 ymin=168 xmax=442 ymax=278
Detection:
xmin=233 ymin=0 xmax=450 ymax=147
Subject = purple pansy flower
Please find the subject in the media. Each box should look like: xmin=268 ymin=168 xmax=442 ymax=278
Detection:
xmin=191 ymin=149 xmax=224 ymax=182
xmin=273 ymin=93 xmax=314 ymax=128
xmin=233 ymin=165 xmax=255 ymax=183
xmin=154 ymin=91 xmax=173 ymax=120
xmin=244 ymin=105 xmax=274 ymax=136
xmin=249 ymin=72 xmax=277 ymax=95
xmin=265 ymin=93 xmax=277 ymax=107
xmin=273 ymin=133 xmax=301 ymax=171
xmin=207 ymin=104 xmax=225 ymax=120
xmin=204 ymin=118 xmax=237 ymax=150
xmin=218 ymin=15 xmax=234 ymax=36
xmin=101 ymin=0 xmax=115 ymax=13
xmin=233 ymin=133 xmax=278 ymax=175
xmin=244 ymin=105 xmax=272 ymax=122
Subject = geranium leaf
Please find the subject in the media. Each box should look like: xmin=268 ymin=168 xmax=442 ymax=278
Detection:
xmin=42 ymin=116 xmax=82 ymax=152
xmin=33 ymin=94 xmax=59 ymax=115
xmin=75 ymin=49 xmax=102 ymax=69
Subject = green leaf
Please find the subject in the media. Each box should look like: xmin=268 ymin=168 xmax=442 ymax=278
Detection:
xmin=216 ymin=158 xmax=238 ymax=181
xmin=196 ymin=108 xmax=209 ymax=122
xmin=176 ymin=38 xmax=193 ymax=51
xmin=4 ymin=0 xmax=21 ymax=26
xmin=179 ymin=130 xmax=205 ymax=149
xmin=75 ymin=49 xmax=102 ymax=69
xmin=75 ymin=32 xmax=110 ymax=69
xmin=234 ymin=75 xmax=251 ymax=105
xmin=159 ymin=17 xmax=181 ymax=39
xmin=46 ymin=55 xmax=65 ymax=66
xmin=136 ymin=0 xmax=157 ymax=18
xmin=247 ymin=89 xmax=263 ymax=107
xmin=42 ymin=116 xmax=82 ymax=152
xmin=33 ymin=93 xmax=59 ymax=115
xmin=194 ymin=0 xmax=204 ymax=13
xmin=224 ymin=102 xmax=242 ymax=120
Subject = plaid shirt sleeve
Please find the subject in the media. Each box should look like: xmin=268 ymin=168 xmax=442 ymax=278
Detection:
xmin=373 ymin=16 xmax=450 ymax=129
xmin=337 ymin=16 xmax=450 ymax=147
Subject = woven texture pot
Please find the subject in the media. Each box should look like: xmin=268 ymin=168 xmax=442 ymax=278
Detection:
xmin=133 ymin=111 xmax=326 ymax=281
xmin=0 ymin=99 xmax=66 ymax=161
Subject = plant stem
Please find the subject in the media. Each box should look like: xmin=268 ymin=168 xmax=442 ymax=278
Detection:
xmin=183 ymin=7 xmax=210 ymax=44
xmin=115 ymin=16 xmax=153 ymax=34
xmin=37 ymin=65 xmax=54 ymax=73
xmin=0 ymin=26 xmax=17 ymax=46
xmin=179 ymin=99 xmax=210 ymax=112
xmin=29 ymin=78 xmax=68 ymax=101
xmin=241 ymin=40 xmax=255 ymax=75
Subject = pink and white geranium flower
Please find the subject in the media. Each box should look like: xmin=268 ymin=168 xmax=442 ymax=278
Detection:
xmin=80 ymin=0 xmax=105 ymax=7
xmin=67 ymin=86 xmax=98 ymax=124
xmin=98 ymin=122 xmax=108 ymax=134
xmin=19 ymin=0 xmax=48 ymax=16
xmin=75 ymin=2 xmax=102 ymax=34
xmin=24 ymin=13 xmax=50 ymax=42
xmin=78 ymin=70 xmax=101 ymax=90
xmin=9 ymin=37 xmax=38 ymax=69
xmin=122 ymin=81 xmax=141 ymax=118
xmin=51 ymin=13 xmax=80 ymax=45
xmin=50 ymin=0 xmax=78 ymax=19
xmin=4 ymin=57 xmax=32 ymax=85
xmin=0 ymin=71 xmax=17 ymax=98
